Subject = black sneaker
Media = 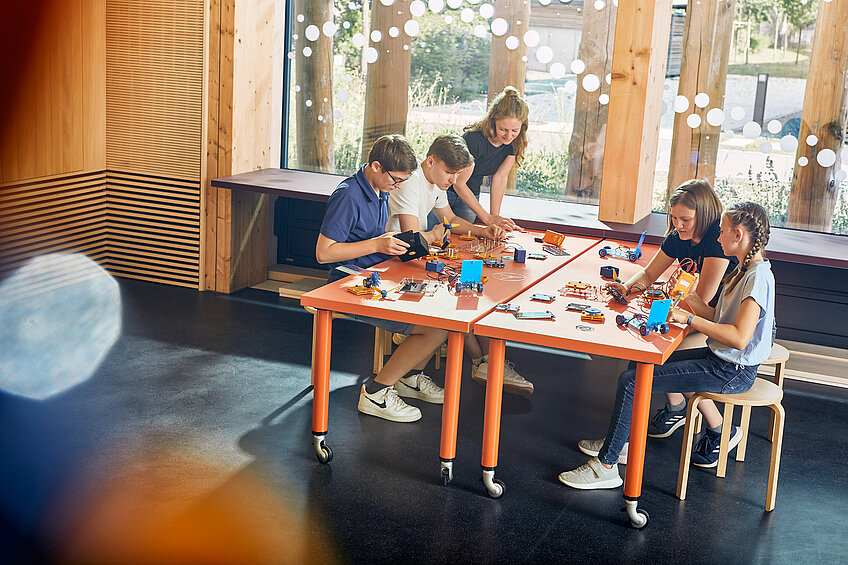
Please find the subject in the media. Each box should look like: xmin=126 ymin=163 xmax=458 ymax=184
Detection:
xmin=647 ymin=404 xmax=687 ymax=438
xmin=691 ymin=426 xmax=743 ymax=468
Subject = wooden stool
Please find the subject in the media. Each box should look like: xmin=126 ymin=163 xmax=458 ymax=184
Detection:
xmin=759 ymin=343 xmax=790 ymax=440
xmin=375 ymin=330 xmax=445 ymax=374
xmin=677 ymin=377 xmax=785 ymax=511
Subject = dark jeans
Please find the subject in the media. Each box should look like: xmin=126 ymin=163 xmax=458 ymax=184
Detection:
xmin=598 ymin=347 xmax=758 ymax=466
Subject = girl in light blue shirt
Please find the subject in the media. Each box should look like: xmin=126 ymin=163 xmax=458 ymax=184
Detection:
xmin=559 ymin=202 xmax=775 ymax=489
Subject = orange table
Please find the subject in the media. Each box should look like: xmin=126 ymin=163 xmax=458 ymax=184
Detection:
xmin=300 ymin=231 xmax=601 ymax=483
xmin=473 ymin=239 xmax=687 ymax=527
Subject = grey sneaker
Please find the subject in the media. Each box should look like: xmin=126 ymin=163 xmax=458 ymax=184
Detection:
xmin=394 ymin=372 xmax=444 ymax=404
xmin=472 ymin=359 xmax=534 ymax=394
xmin=357 ymin=385 xmax=421 ymax=422
xmin=558 ymin=457 xmax=623 ymax=490
xmin=577 ymin=438 xmax=629 ymax=464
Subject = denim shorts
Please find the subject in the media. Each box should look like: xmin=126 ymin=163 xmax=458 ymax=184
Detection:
xmin=347 ymin=313 xmax=414 ymax=336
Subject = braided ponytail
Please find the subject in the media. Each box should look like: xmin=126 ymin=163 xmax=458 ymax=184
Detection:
xmin=721 ymin=202 xmax=770 ymax=294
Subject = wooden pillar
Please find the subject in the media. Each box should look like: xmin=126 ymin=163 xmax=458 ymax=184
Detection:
xmin=487 ymin=0 xmax=531 ymax=196
xmin=565 ymin=0 xmax=617 ymax=201
xmin=598 ymin=0 xmax=673 ymax=224
xmin=294 ymin=0 xmax=334 ymax=173
xmin=786 ymin=0 xmax=848 ymax=232
xmin=666 ymin=0 xmax=735 ymax=195
xmin=360 ymin=0 xmax=411 ymax=162
xmin=204 ymin=0 xmax=282 ymax=292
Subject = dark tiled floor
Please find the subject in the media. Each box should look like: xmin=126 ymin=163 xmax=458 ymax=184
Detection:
xmin=2 ymin=278 xmax=847 ymax=564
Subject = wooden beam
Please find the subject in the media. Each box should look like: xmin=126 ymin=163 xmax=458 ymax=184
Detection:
xmin=666 ymin=0 xmax=735 ymax=195
xmin=360 ymin=0 xmax=412 ymax=162
xmin=599 ymin=0 xmax=673 ymax=224
xmin=565 ymin=0 xmax=617 ymax=201
xmin=786 ymin=0 xmax=848 ymax=232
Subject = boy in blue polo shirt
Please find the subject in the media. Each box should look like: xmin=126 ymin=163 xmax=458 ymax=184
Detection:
xmin=316 ymin=135 xmax=449 ymax=423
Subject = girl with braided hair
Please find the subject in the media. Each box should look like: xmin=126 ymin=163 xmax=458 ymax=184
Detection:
xmin=559 ymin=202 xmax=775 ymax=489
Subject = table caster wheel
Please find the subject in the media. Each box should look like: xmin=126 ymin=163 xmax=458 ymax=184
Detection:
xmin=314 ymin=439 xmax=333 ymax=464
xmin=441 ymin=467 xmax=452 ymax=486
xmin=487 ymin=478 xmax=505 ymax=498
xmin=628 ymin=508 xmax=649 ymax=529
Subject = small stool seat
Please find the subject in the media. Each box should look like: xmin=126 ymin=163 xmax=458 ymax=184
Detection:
xmin=677 ymin=378 xmax=786 ymax=512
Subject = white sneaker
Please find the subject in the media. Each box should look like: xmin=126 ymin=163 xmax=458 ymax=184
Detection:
xmin=472 ymin=359 xmax=534 ymax=394
xmin=558 ymin=457 xmax=623 ymax=490
xmin=394 ymin=372 xmax=444 ymax=404
xmin=577 ymin=438 xmax=629 ymax=464
xmin=357 ymin=385 xmax=422 ymax=422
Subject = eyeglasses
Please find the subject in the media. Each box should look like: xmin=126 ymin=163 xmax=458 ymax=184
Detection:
xmin=380 ymin=164 xmax=410 ymax=187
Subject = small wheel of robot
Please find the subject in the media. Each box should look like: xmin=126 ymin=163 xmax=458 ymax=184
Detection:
xmin=477 ymin=283 xmax=484 ymax=293
xmin=316 ymin=442 xmax=333 ymax=464
xmin=616 ymin=314 xmax=626 ymax=326
xmin=630 ymin=508 xmax=650 ymax=529
xmin=599 ymin=248 xmax=608 ymax=257
xmin=629 ymin=253 xmax=639 ymax=262
xmin=380 ymin=289 xmax=387 ymax=299
xmin=455 ymin=282 xmax=462 ymax=293
xmin=660 ymin=323 xmax=669 ymax=334
xmin=487 ymin=478 xmax=506 ymax=499
xmin=639 ymin=324 xmax=649 ymax=337
xmin=441 ymin=467 xmax=452 ymax=486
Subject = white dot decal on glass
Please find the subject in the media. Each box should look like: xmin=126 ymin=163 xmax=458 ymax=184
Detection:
xmin=564 ymin=81 xmax=577 ymax=94
xmin=550 ymin=62 xmax=565 ymax=78
xmin=302 ymin=46 xmax=312 ymax=57
xmin=673 ymin=95 xmax=689 ymax=113
xmin=389 ymin=26 xmax=399 ymax=37
xmin=806 ymin=134 xmax=818 ymax=146
xmin=599 ymin=93 xmax=609 ymax=105
xmin=348 ymin=1 xmax=356 ymax=7
xmin=305 ymin=25 xmax=320 ymax=41
xmin=521 ymin=55 xmax=527 ymax=62
xmin=429 ymin=0 xmax=445 ymax=13
xmin=337 ymin=89 xmax=349 ymax=104
xmin=582 ymin=74 xmax=600 ymax=92
xmin=694 ymin=92 xmax=710 ymax=108
xmin=380 ymin=0 xmax=394 ymax=5
xmin=371 ymin=30 xmax=382 ymax=42
xmin=540 ymin=0 xmax=551 ymax=4
xmin=779 ymin=135 xmax=798 ymax=153
xmin=448 ymin=0 xmax=462 ymax=8
xmin=480 ymin=4 xmax=495 ymax=19
xmin=594 ymin=0 xmax=605 ymax=10
xmin=292 ymin=34 xmax=298 ymax=40
xmin=687 ymin=114 xmax=702 ymax=128
xmin=410 ymin=0 xmax=426 ymax=17
xmin=570 ymin=59 xmax=585 ymax=74
xmin=767 ymin=120 xmax=782 ymax=135
xmin=323 ymin=21 xmax=337 ymax=37
xmin=605 ymin=73 xmax=611 ymax=85
xmin=353 ymin=33 xmax=366 ymax=48
xmin=817 ymin=148 xmax=837 ymax=167
xmin=743 ymin=122 xmax=761 ymax=139
xmin=760 ymin=141 xmax=772 ymax=153
xmin=706 ymin=108 xmax=725 ymax=127
xmin=318 ymin=115 xmax=323 ymax=121
xmin=474 ymin=25 xmax=487 ymax=38
xmin=343 ymin=21 xmax=351 ymax=29
xmin=536 ymin=46 xmax=553 ymax=64
xmin=305 ymin=99 xmax=312 ymax=107
xmin=491 ymin=18 xmax=508 ymax=36
xmin=444 ymin=15 xmax=453 ymax=24
xmin=294 ymin=85 xmax=301 ymax=92
xmin=403 ymin=45 xmax=409 ymax=50
xmin=363 ymin=47 xmax=379 ymax=64
xmin=523 ymin=30 xmax=540 ymax=47
xmin=505 ymin=36 xmax=519 ymax=50
xmin=334 ymin=109 xmax=342 ymax=120
xmin=288 ymin=52 xmax=295 ymax=59
xmin=297 ymin=14 xmax=304 ymax=23
xmin=798 ymin=156 xmax=808 ymax=166
xmin=724 ymin=129 xmax=735 ymax=139
xmin=730 ymin=106 xmax=745 ymax=121
xmin=836 ymin=170 xmax=847 ymax=182
xmin=404 ymin=20 xmax=420 ymax=36
xmin=461 ymin=8 xmax=474 ymax=22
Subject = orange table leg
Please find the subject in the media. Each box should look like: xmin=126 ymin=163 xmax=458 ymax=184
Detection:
xmin=311 ymin=309 xmax=333 ymax=464
xmin=480 ymin=338 xmax=506 ymax=498
xmin=623 ymin=362 xmax=654 ymax=528
xmin=439 ymin=331 xmax=465 ymax=485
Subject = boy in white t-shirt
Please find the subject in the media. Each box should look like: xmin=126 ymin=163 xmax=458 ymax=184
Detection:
xmin=387 ymin=135 xmax=534 ymax=395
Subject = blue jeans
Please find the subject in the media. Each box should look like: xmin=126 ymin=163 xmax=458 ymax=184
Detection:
xmin=598 ymin=347 xmax=758 ymax=466
xmin=427 ymin=188 xmax=478 ymax=229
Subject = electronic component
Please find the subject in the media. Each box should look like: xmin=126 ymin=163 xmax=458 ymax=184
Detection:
xmin=530 ymin=293 xmax=556 ymax=303
xmin=542 ymin=230 xmax=565 ymax=247
xmin=495 ymin=303 xmax=520 ymax=313
xmin=394 ymin=230 xmax=430 ymax=261
xmin=542 ymin=245 xmax=568 ymax=256
xmin=513 ymin=311 xmax=556 ymax=320
xmin=527 ymin=253 xmax=547 ymax=260
xmin=600 ymin=265 xmax=620 ymax=279
xmin=426 ymin=260 xmax=445 ymax=273
xmin=483 ymin=259 xmax=505 ymax=268
xmin=566 ymin=303 xmax=591 ymax=312
xmin=605 ymin=285 xmax=629 ymax=305
xmin=400 ymin=281 xmax=427 ymax=293
xmin=513 ymin=249 xmax=526 ymax=263
xmin=581 ymin=307 xmax=605 ymax=322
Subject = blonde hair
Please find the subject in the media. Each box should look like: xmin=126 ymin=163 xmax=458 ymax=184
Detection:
xmin=464 ymin=86 xmax=529 ymax=166
xmin=666 ymin=179 xmax=723 ymax=241
xmin=721 ymin=201 xmax=771 ymax=294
